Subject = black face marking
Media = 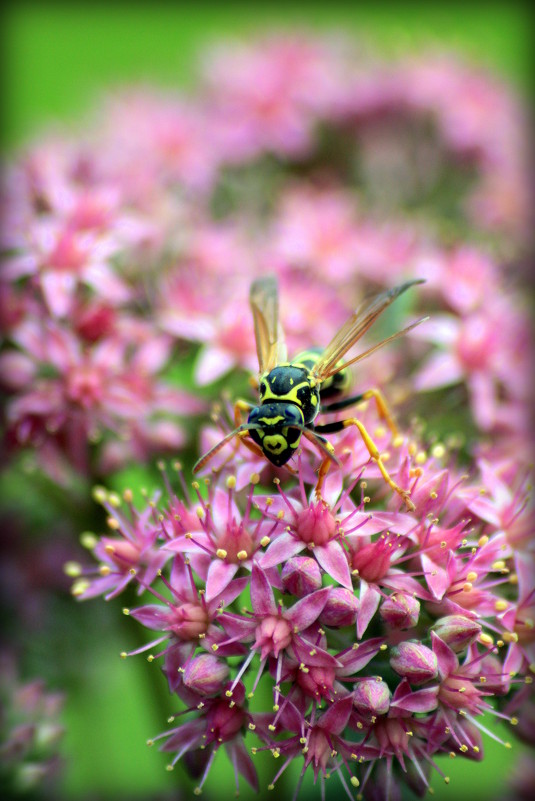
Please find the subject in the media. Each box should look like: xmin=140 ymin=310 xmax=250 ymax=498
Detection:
xmin=247 ymin=402 xmax=304 ymax=466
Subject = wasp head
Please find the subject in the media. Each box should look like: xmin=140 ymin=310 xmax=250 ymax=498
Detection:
xmin=247 ymin=403 xmax=304 ymax=466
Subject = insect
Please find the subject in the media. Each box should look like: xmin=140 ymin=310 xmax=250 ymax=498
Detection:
xmin=193 ymin=275 xmax=427 ymax=510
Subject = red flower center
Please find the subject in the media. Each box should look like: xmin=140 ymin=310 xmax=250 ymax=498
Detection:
xmin=352 ymin=537 xmax=392 ymax=582
xmin=295 ymin=502 xmax=337 ymax=547
xmin=254 ymin=615 xmax=292 ymax=659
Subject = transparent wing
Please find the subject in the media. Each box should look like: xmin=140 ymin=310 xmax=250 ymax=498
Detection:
xmin=312 ymin=279 xmax=425 ymax=381
xmin=250 ymin=275 xmax=287 ymax=375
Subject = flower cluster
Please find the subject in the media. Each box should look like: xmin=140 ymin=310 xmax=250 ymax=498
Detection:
xmin=0 ymin=651 xmax=64 ymax=796
xmin=1 ymin=33 xmax=532 ymax=485
xmin=73 ymin=419 xmax=534 ymax=798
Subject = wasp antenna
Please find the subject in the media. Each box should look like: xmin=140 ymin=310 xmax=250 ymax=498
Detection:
xmin=193 ymin=424 xmax=262 ymax=474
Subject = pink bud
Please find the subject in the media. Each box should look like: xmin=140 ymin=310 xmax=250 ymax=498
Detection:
xmin=353 ymin=678 xmax=391 ymax=717
xmin=183 ymin=653 xmax=230 ymax=695
xmin=430 ymin=615 xmax=481 ymax=652
xmin=390 ymin=641 xmax=438 ymax=684
xmin=380 ymin=593 xmax=420 ymax=629
xmin=320 ymin=587 xmax=359 ymax=627
xmin=282 ymin=556 xmax=322 ymax=597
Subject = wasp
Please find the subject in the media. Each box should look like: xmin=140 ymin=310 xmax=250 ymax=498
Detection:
xmin=193 ymin=276 xmax=427 ymax=510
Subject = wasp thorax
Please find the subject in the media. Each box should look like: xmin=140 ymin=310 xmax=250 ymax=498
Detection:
xmin=247 ymin=402 xmax=304 ymax=466
xmin=260 ymin=364 xmax=320 ymax=425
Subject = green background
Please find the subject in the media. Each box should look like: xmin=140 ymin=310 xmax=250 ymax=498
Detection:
xmin=2 ymin=2 xmax=532 ymax=800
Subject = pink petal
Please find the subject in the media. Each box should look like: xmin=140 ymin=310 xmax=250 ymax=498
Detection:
xmin=315 ymin=541 xmax=352 ymax=589
xmin=210 ymin=487 xmax=240 ymax=532
xmin=133 ymin=335 xmax=172 ymax=374
xmin=195 ymin=346 xmax=236 ymax=386
xmin=291 ymin=639 xmax=340 ymax=668
xmin=468 ymin=371 xmax=498 ymax=429
xmin=205 ymin=559 xmax=239 ymax=602
xmin=390 ymin=685 xmax=439 ymax=713
xmin=207 ymin=576 xmax=249 ymax=612
xmin=336 ymin=637 xmax=384 ymax=676
xmin=225 ymin=740 xmax=258 ymax=792
xmin=129 ymin=604 xmax=170 ymax=630
xmin=410 ymin=314 xmax=459 ymax=345
xmin=431 ymin=631 xmax=458 ymax=679
xmin=414 ymin=352 xmax=463 ymax=391
xmin=421 ymin=553 xmax=449 ymax=600
xmin=286 ymin=587 xmax=331 ymax=631
xmin=318 ymin=695 xmax=354 ymax=735
xmin=250 ymin=563 xmax=277 ymax=616
xmin=41 ymin=270 xmax=76 ymax=317
xmin=357 ymin=581 xmax=381 ymax=639
xmin=260 ymin=531 xmax=304 ymax=569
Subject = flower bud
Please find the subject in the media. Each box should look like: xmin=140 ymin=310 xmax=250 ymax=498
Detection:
xmin=206 ymin=698 xmax=246 ymax=741
xmin=319 ymin=587 xmax=359 ymax=627
xmin=390 ymin=641 xmax=438 ymax=684
xmin=183 ymin=653 xmax=229 ymax=695
xmin=297 ymin=664 xmax=336 ymax=700
xmin=353 ymin=678 xmax=391 ymax=717
xmin=281 ymin=556 xmax=322 ymax=597
xmin=430 ymin=615 xmax=481 ymax=652
xmin=380 ymin=593 xmax=420 ymax=629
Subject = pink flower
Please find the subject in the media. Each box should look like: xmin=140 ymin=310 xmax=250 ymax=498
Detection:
xmin=152 ymin=681 xmax=258 ymax=795
xmin=466 ymin=459 xmax=534 ymax=553
xmin=2 ymin=317 xmax=202 ymax=477
xmin=202 ymin=35 xmax=346 ymax=160
xmin=70 ymin=486 xmax=171 ymax=601
xmin=163 ymin=477 xmax=281 ymax=601
xmin=412 ymin=298 xmax=531 ymax=432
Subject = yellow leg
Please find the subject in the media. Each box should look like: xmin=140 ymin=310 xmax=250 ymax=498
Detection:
xmin=344 ymin=417 xmax=414 ymax=511
xmin=314 ymin=457 xmax=332 ymax=500
xmin=360 ymin=388 xmax=400 ymax=441
xmin=299 ymin=430 xmax=338 ymax=501
xmin=227 ymin=400 xmax=264 ymax=460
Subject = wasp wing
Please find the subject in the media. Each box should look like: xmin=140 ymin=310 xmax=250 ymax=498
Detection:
xmin=312 ymin=279 xmax=424 ymax=381
xmin=250 ymin=275 xmax=287 ymax=375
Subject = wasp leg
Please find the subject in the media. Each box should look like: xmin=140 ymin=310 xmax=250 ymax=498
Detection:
xmin=321 ymin=388 xmax=401 ymax=442
xmin=320 ymin=393 xmax=367 ymax=414
xmin=361 ymin=388 xmax=400 ymax=440
xmin=299 ymin=429 xmax=339 ymax=500
xmin=233 ymin=399 xmax=254 ymax=425
xmin=315 ymin=417 xmax=414 ymax=511
xmin=216 ymin=400 xmax=262 ymax=465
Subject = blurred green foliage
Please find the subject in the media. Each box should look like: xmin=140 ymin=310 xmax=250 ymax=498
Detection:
xmin=2 ymin=1 xmax=531 ymax=150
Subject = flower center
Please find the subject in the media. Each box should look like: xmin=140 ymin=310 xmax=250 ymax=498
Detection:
xmin=170 ymin=602 xmax=209 ymax=640
xmin=295 ymin=502 xmax=337 ymax=547
xmin=439 ymin=675 xmax=481 ymax=712
xmin=297 ymin=665 xmax=336 ymax=700
xmin=254 ymin=615 xmax=292 ymax=659
xmin=352 ymin=538 xmax=391 ymax=582
xmin=217 ymin=520 xmax=254 ymax=563
xmin=65 ymin=366 xmax=104 ymax=408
